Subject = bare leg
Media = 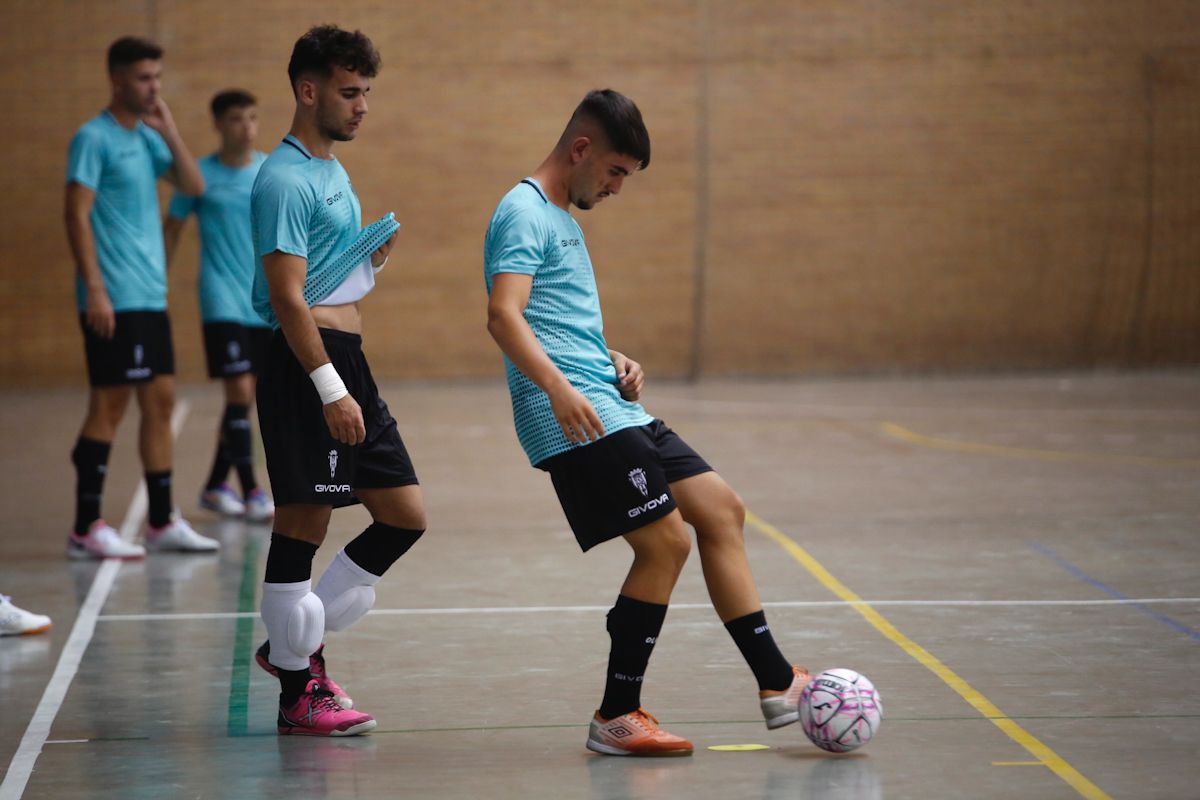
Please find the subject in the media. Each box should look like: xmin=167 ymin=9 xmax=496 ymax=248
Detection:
xmin=672 ymin=471 xmax=761 ymax=622
xmin=135 ymin=376 xmax=175 ymax=472
xmin=620 ymin=510 xmax=692 ymax=604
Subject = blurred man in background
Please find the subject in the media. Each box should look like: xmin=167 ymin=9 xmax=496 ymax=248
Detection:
xmin=164 ymin=89 xmax=274 ymax=523
xmin=65 ymin=36 xmax=218 ymax=559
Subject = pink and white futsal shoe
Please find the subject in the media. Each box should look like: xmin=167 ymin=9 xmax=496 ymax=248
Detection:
xmin=67 ymin=519 xmax=146 ymax=560
xmin=277 ymin=679 xmax=376 ymax=737
xmin=760 ymin=665 xmax=812 ymax=729
xmin=256 ymin=641 xmax=354 ymax=709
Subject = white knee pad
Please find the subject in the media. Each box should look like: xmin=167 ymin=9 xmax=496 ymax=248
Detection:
xmin=314 ymin=549 xmax=380 ymax=633
xmin=287 ymin=592 xmax=326 ymax=657
xmin=323 ymin=585 xmax=375 ymax=632
xmin=261 ymin=581 xmax=325 ymax=671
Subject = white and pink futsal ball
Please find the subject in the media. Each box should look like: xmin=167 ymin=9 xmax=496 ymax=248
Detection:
xmin=799 ymin=668 xmax=883 ymax=753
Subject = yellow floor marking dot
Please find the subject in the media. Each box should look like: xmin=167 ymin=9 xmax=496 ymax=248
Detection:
xmin=708 ymin=744 xmax=771 ymax=752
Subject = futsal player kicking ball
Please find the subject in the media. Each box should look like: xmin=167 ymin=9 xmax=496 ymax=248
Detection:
xmin=485 ymin=90 xmax=809 ymax=757
xmin=163 ymin=89 xmax=274 ymax=522
xmin=251 ymin=26 xmax=425 ymax=737
xmin=65 ymin=36 xmax=218 ymax=558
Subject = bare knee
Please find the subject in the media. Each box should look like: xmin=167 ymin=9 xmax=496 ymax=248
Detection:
xmin=696 ymin=488 xmax=747 ymax=547
xmin=85 ymin=387 xmax=132 ymax=436
xmin=630 ymin=519 xmax=692 ymax=573
xmin=138 ymin=379 xmax=175 ymax=422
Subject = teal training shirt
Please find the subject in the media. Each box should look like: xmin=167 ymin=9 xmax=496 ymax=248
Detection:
xmin=250 ymin=135 xmax=361 ymax=328
xmin=66 ymin=110 xmax=174 ymax=312
xmin=168 ymin=152 xmax=269 ymax=327
xmin=483 ymin=178 xmax=653 ymax=466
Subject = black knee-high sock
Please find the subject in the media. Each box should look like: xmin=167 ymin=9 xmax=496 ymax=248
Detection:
xmin=344 ymin=522 xmax=424 ymax=576
xmin=724 ymin=610 xmax=794 ymax=692
xmin=265 ymin=533 xmax=319 ymax=703
xmin=598 ymin=595 xmax=668 ymax=720
xmin=145 ymin=471 xmax=172 ymax=528
xmin=225 ymin=404 xmax=258 ymax=494
xmin=72 ymin=437 xmax=111 ymax=535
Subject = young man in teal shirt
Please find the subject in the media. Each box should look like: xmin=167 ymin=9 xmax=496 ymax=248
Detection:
xmin=164 ymin=89 xmax=274 ymax=523
xmin=250 ymin=25 xmax=424 ymax=738
xmin=485 ymin=90 xmax=810 ymax=757
xmin=65 ymin=36 xmax=218 ymax=558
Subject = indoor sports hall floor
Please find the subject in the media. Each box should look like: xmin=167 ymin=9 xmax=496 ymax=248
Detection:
xmin=2 ymin=371 xmax=1197 ymax=800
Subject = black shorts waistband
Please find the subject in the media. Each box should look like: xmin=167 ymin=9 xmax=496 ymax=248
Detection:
xmin=271 ymin=327 xmax=362 ymax=350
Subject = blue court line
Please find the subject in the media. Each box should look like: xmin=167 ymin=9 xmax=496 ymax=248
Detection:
xmin=1029 ymin=542 xmax=1200 ymax=642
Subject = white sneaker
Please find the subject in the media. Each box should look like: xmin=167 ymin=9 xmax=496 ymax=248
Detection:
xmin=0 ymin=595 xmax=52 ymax=636
xmin=68 ymin=519 xmax=146 ymax=560
xmin=244 ymin=488 xmax=275 ymax=523
xmin=199 ymin=483 xmax=246 ymax=516
xmin=144 ymin=513 xmax=220 ymax=553
xmin=760 ymin=665 xmax=811 ymax=729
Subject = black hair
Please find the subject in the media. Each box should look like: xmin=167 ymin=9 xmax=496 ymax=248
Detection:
xmin=107 ymin=36 xmax=163 ymax=72
xmin=287 ymin=25 xmax=381 ymax=89
xmin=570 ymin=89 xmax=651 ymax=170
xmin=211 ymin=89 xmax=257 ymax=119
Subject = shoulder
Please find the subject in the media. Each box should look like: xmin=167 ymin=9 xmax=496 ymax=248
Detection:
xmin=70 ymin=115 xmax=110 ymax=148
xmin=253 ymin=151 xmax=316 ymax=198
xmin=490 ymin=183 xmax=551 ymax=233
xmin=136 ymin=122 xmax=168 ymax=150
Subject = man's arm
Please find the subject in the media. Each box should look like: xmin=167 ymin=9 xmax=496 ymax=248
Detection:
xmin=64 ymin=182 xmax=115 ymax=338
xmin=263 ymin=251 xmax=365 ymax=445
xmin=162 ymin=216 xmax=186 ymax=268
xmin=144 ymin=97 xmax=204 ymax=196
xmin=487 ymin=272 xmax=604 ymax=443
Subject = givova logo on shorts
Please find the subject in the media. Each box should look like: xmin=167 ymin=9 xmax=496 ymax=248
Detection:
xmin=314 ymin=448 xmax=350 ymax=493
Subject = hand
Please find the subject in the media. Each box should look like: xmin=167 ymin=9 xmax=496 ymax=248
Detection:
xmin=85 ymin=289 xmax=116 ymax=339
xmin=323 ymin=394 xmax=366 ymax=445
xmin=371 ymin=229 xmax=399 ymax=268
xmin=611 ymin=350 xmax=645 ymax=402
xmin=142 ymin=96 xmax=178 ymax=136
xmin=549 ymin=383 xmax=605 ymax=444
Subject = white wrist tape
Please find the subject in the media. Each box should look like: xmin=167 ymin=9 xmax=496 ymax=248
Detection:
xmin=309 ymin=363 xmax=348 ymax=405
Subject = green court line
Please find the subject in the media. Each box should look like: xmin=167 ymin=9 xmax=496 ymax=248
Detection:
xmin=226 ymin=533 xmax=261 ymax=737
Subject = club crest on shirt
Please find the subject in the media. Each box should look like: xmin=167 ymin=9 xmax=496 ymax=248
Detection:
xmin=628 ymin=468 xmax=649 ymax=497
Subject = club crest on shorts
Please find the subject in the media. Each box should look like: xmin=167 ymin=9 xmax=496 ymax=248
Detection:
xmin=628 ymin=468 xmax=649 ymax=497
xmin=227 ymin=340 xmax=241 ymax=361
xmin=133 ymin=344 xmax=144 ymax=366
xmin=328 ymin=449 xmax=339 ymax=478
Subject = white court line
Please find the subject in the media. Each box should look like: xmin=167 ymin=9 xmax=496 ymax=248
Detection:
xmin=1 ymin=401 xmax=189 ymax=800
xmin=94 ymin=596 xmax=1200 ymax=622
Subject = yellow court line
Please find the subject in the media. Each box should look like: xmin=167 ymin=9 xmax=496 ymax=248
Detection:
xmin=879 ymin=421 xmax=1200 ymax=468
xmin=746 ymin=511 xmax=1110 ymax=800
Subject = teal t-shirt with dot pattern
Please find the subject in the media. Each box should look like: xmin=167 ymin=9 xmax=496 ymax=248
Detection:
xmin=249 ymin=135 xmax=361 ymax=328
xmin=484 ymin=178 xmax=653 ymax=466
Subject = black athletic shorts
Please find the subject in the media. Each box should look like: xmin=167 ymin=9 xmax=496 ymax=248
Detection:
xmin=257 ymin=328 xmax=418 ymax=508
xmin=202 ymin=322 xmax=271 ymax=379
xmin=536 ymin=419 xmax=712 ymax=552
xmin=79 ymin=310 xmax=175 ymax=387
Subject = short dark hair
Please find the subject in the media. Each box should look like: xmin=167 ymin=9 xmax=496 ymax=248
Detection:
xmin=211 ymin=89 xmax=257 ymax=119
xmin=571 ymin=89 xmax=651 ymax=170
xmin=107 ymin=36 xmax=163 ymax=72
xmin=287 ymin=25 xmax=381 ymax=89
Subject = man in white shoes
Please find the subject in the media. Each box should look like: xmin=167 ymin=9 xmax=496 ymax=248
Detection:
xmin=163 ymin=89 xmax=275 ymax=524
xmin=65 ymin=36 xmax=218 ymax=558
xmin=0 ymin=596 xmax=52 ymax=636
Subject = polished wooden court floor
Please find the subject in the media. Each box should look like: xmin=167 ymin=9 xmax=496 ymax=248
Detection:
xmin=2 ymin=371 xmax=1198 ymax=799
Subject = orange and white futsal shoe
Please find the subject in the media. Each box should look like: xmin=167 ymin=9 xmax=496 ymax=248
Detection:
xmin=586 ymin=708 xmax=694 ymax=757
xmin=760 ymin=664 xmax=811 ymax=729
xmin=277 ymin=680 xmax=376 ymax=737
